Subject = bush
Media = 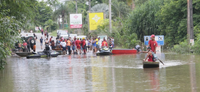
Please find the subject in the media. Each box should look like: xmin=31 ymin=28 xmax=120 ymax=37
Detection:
xmin=172 ymin=40 xmax=190 ymax=54
xmin=192 ymin=34 xmax=200 ymax=54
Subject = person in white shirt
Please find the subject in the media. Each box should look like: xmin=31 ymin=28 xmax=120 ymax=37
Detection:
xmin=111 ymin=37 xmax=114 ymax=48
xmin=60 ymin=40 xmax=66 ymax=52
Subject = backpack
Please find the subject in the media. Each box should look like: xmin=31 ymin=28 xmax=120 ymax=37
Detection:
xmin=151 ymin=51 xmax=157 ymax=62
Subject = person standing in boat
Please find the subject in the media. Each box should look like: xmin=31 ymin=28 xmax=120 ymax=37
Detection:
xmin=101 ymin=38 xmax=108 ymax=48
xmin=148 ymin=34 xmax=158 ymax=54
xmin=143 ymin=47 xmax=154 ymax=62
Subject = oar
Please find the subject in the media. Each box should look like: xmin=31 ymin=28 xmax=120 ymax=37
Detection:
xmin=158 ymin=58 xmax=164 ymax=65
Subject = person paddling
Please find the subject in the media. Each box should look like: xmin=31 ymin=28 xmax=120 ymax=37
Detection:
xmin=143 ymin=47 xmax=155 ymax=62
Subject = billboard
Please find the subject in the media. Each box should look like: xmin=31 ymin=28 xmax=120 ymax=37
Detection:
xmin=70 ymin=14 xmax=82 ymax=28
xmin=89 ymin=12 xmax=104 ymax=30
xmin=144 ymin=35 xmax=164 ymax=46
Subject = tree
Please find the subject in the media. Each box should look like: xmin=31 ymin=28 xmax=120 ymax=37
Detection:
xmin=53 ymin=3 xmax=72 ymax=29
xmin=44 ymin=19 xmax=54 ymax=32
xmin=126 ymin=0 xmax=163 ymax=42
xmin=90 ymin=4 xmax=109 ymax=18
xmin=0 ymin=0 xmax=37 ymax=69
xmin=34 ymin=1 xmax=53 ymax=28
xmin=112 ymin=0 xmax=131 ymax=18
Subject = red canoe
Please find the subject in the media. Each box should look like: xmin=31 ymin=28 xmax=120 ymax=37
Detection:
xmin=112 ymin=49 xmax=137 ymax=54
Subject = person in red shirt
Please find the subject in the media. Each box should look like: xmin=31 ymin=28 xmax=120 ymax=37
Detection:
xmin=81 ymin=38 xmax=86 ymax=54
xmin=148 ymin=34 xmax=158 ymax=54
xmin=101 ymin=38 xmax=108 ymax=47
xmin=76 ymin=38 xmax=81 ymax=54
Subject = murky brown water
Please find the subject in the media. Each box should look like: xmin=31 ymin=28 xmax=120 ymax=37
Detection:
xmin=0 ymin=52 xmax=200 ymax=92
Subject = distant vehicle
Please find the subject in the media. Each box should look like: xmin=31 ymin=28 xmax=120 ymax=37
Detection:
xmin=69 ymin=34 xmax=77 ymax=39
xmin=98 ymin=35 xmax=107 ymax=48
xmin=57 ymin=31 xmax=69 ymax=39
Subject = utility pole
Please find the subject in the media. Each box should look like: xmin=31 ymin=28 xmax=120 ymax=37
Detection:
xmin=187 ymin=0 xmax=194 ymax=45
xmin=89 ymin=0 xmax=91 ymax=11
xmin=75 ymin=0 xmax=78 ymax=13
xmin=109 ymin=0 xmax=112 ymax=33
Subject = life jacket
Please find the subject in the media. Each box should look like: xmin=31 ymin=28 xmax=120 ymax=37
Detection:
xmin=102 ymin=41 xmax=107 ymax=47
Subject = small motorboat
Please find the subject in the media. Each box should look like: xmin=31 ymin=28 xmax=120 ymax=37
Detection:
xmin=96 ymin=47 xmax=112 ymax=56
xmin=26 ymin=50 xmax=59 ymax=59
xmin=143 ymin=61 xmax=159 ymax=68
xmin=112 ymin=49 xmax=137 ymax=54
xmin=16 ymin=52 xmax=34 ymax=57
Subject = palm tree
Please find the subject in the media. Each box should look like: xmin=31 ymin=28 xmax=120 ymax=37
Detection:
xmin=112 ymin=0 xmax=131 ymax=18
xmin=90 ymin=3 xmax=109 ymax=18
xmin=52 ymin=3 xmax=70 ymax=29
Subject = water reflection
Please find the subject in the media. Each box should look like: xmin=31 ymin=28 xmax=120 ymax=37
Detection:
xmin=143 ymin=68 xmax=160 ymax=92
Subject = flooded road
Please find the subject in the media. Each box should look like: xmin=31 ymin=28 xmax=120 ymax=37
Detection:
xmin=0 ymin=53 xmax=200 ymax=92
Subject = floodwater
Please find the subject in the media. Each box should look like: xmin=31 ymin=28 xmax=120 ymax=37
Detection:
xmin=0 ymin=52 xmax=200 ymax=92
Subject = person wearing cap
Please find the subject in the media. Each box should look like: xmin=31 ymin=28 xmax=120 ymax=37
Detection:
xmin=143 ymin=47 xmax=154 ymax=62
xmin=148 ymin=34 xmax=158 ymax=54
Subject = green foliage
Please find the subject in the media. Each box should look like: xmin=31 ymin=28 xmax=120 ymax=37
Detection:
xmin=172 ymin=40 xmax=190 ymax=54
xmin=192 ymin=33 xmax=200 ymax=54
xmin=34 ymin=1 xmax=53 ymax=28
xmin=0 ymin=0 xmax=37 ymax=69
xmin=112 ymin=0 xmax=131 ymax=18
xmin=126 ymin=0 xmax=163 ymax=42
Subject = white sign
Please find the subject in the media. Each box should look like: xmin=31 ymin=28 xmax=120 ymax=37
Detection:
xmin=70 ymin=14 xmax=82 ymax=28
xmin=190 ymin=39 xmax=194 ymax=46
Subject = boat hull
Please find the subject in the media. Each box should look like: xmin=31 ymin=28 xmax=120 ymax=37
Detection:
xmin=112 ymin=49 xmax=137 ymax=54
xmin=16 ymin=52 xmax=33 ymax=57
xmin=96 ymin=51 xmax=112 ymax=56
xmin=26 ymin=51 xmax=59 ymax=59
xmin=143 ymin=61 xmax=159 ymax=68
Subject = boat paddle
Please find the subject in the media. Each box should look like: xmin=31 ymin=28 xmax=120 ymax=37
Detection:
xmin=157 ymin=58 xmax=164 ymax=65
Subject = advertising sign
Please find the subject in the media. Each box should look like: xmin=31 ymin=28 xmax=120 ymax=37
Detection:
xmin=89 ymin=12 xmax=104 ymax=30
xmin=70 ymin=14 xmax=82 ymax=28
xmin=144 ymin=35 xmax=164 ymax=46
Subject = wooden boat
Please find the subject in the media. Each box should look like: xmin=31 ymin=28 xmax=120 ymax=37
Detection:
xmin=16 ymin=52 xmax=33 ymax=57
xmin=96 ymin=47 xmax=112 ymax=56
xmin=143 ymin=61 xmax=159 ymax=68
xmin=52 ymin=46 xmax=63 ymax=55
xmin=112 ymin=49 xmax=137 ymax=54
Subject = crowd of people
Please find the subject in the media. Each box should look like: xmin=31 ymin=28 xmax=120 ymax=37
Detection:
xmin=16 ymin=28 xmax=115 ymax=56
xmin=46 ymin=36 xmax=115 ymax=55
